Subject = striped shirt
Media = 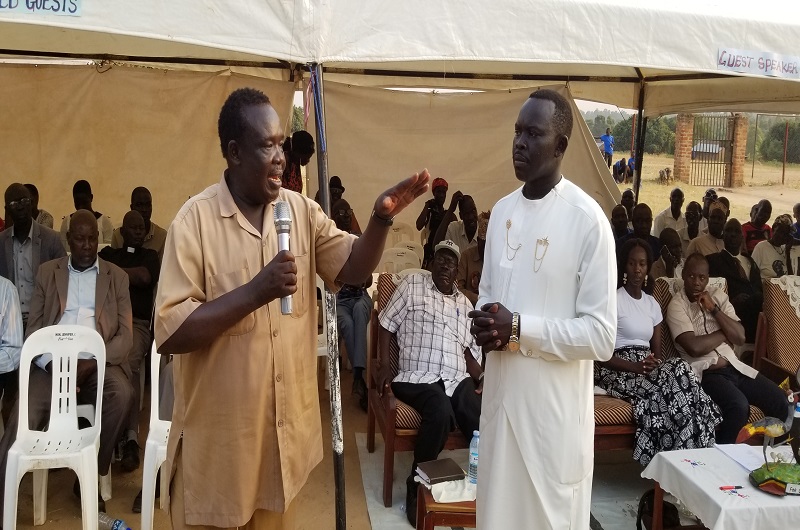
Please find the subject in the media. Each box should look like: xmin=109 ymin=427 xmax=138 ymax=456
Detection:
xmin=0 ymin=276 xmax=23 ymax=374
xmin=379 ymin=272 xmax=481 ymax=396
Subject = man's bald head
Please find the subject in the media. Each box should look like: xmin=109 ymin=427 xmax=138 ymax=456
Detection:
xmin=68 ymin=210 xmax=99 ymax=271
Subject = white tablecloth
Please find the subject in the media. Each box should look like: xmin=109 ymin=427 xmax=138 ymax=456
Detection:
xmin=642 ymin=446 xmax=800 ymax=530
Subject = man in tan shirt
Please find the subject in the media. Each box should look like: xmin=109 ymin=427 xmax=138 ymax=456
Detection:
xmin=457 ymin=211 xmax=489 ymax=305
xmin=686 ymin=201 xmax=727 ymax=257
xmin=155 ymin=87 xmax=429 ymax=529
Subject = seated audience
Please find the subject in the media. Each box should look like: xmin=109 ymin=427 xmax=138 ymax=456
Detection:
xmin=617 ymin=203 xmax=661 ymax=259
xmin=621 ymin=189 xmax=635 ymax=229
xmin=281 ymin=130 xmax=315 ymax=193
xmin=792 ymin=203 xmax=800 ymax=237
xmin=686 ymin=201 xmax=726 ymax=256
xmin=718 ymin=196 xmax=731 ymax=219
xmin=331 ymin=199 xmax=371 ymax=411
xmin=24 ymin=184 xmax=53 ymax=228
xmin=707 ymin=219 xmax=762 ymax=343
xmin=59 ymin=179 xmax=114 ymax=249
xmin=433 ymin=194 xmax=479 ymax=255
xmin=677 ymin=201 xmax=702 ymax=256
xmin=378 ymin=240 xmax=482 ymax=527
xmin=111 ymin=187 xmax=168 ymax=261
xmin=741 ymin=199 xmax=772 ymax=255
xmin=667 ymin=253 xmax=788 ymax=444
xmin=0 ymin=183 xmax=66 ymax=331
xmin=595 ymin=239 xmax=720 ymax=465
xmin=100 ymin=211 xmax=160 ymax=472
xmin=457 ymin=211 xmax=489 ymax=305
xmin=611 ymin=204 xmax=632 ymax=240
xmin=699 ymin=188 xmax=716 ymax=232
xmin=650 ymin=228 xmax=683 ymax=281
xmin=416 ymin=178 xmax=449 ymax=267
xmin=751 ymin=214 xmax=794 ymax=279
xmin=0 ymin=211 xmax=134 ymax=512
xmin=0 ymin=275 xmax=22 ymax=423
xmin=651 ymin=188 xmax=686 ymax=237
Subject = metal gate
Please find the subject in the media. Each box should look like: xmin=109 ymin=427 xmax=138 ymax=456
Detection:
xmin=690 ymin=115 xmax=733 ymax=187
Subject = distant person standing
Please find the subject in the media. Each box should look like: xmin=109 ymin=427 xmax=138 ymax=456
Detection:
xmin=24 ymin=184 xmax=53 ymax=228
xmin=600 ymin=127 xmax=614 ymax=168
xmin=281 ymin=130 xmax=315 ymax=193
xmin=416 ymin=177 xmax=449 ymax=266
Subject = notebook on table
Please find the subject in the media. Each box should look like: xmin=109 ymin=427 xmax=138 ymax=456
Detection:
xmin=416 ymin=458 xmax=466 ymax=485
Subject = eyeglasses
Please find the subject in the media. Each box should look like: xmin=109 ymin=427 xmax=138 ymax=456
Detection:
xmin=5 ymin=197 xmax=31 ymax=209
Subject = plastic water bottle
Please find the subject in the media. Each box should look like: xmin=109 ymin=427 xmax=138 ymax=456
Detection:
xmin=98 ymin=512 xmax=131 ymax=530
xmin=468 ymin=430 xmax=479 ymax=485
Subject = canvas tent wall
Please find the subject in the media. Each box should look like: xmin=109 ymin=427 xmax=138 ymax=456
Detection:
xmin=305 ymin=83 xmax=619 ymax=228
xmin=0 ymin=63 xmax=295 ymax=228
xmin=2 ymin=0 xmax=800 ymax=223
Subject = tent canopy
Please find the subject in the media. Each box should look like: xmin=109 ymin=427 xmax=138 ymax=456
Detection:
xmin=3 ymin=1 xmax=800 ymax=115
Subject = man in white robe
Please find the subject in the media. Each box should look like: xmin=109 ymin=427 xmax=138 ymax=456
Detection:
xmin=470 ymin=90 xmax=616 ymax=529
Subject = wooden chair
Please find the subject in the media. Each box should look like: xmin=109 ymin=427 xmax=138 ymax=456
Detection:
xmin=593 ymin=277 xmax=764 ymax=450
xmin=366 ymin=272 xmax=469 ymax=507
xmin=753 ymin=276 xmax=800 ymax=390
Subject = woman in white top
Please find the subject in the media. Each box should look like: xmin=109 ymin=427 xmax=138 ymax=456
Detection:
xmin=595 ymin=238 xmax=721 ymax=465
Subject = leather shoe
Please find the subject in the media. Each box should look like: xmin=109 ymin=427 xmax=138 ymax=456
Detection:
xmin=132 ymin=489 xmax=142 ymax=513
xmin=352 ymin=377 xmax=368 ymax=412
xmin=73 ymin=478 xmax=105 ymax=513
xmin=121 ymin=439 xmax=140 ymax=472
xmin=405 ymin=476 xmax=418 ymax=527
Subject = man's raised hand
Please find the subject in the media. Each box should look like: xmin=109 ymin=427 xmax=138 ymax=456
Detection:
xmin=374 ymin=169 xmax=430 ymax=219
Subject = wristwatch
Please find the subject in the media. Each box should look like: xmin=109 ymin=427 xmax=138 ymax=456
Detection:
xmin=507 ymin=312 xmax=520 ymax=352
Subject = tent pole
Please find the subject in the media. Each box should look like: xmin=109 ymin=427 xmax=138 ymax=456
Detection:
xmin=633 ymin=81 xmax=647 ymax=203
xmin=309 ymin=62 xmax=347 ymax=530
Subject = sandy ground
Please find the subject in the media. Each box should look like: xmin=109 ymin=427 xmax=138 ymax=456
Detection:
xmin=622 ymin=154 xmax=799 ymax=222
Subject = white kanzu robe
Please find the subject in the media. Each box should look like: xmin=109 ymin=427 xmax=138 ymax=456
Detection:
xmin=476 ymin=179 xmax=616 ymax=529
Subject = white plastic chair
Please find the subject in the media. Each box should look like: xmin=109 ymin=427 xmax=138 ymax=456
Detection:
xmin=141 ymin=343 xmax=171 ymax=530
xmin=4 ymin=325 xmax=106 ymax=530
xmin=392 ymin=240 xmax=424 ymax=263
xmin=386 ymin=221 xmax=416 ymax=248
xmin=377 ymin=248 xmax=421 ymax=274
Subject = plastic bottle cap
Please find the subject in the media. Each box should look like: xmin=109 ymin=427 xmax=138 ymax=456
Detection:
xmin=473 ymin=430 xmax=479 ymax=436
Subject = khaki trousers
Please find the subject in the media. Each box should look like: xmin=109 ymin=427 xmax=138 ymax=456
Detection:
xmin=169 ymin=447 xmax=296 ymax=530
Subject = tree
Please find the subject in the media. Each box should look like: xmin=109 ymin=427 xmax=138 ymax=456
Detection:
xmin=759 ymin=121 xmax=800 ymax=163
xmin=290 ymin=105 xmax=304 ymax=134
xmin=612 ymin=118 xmax=635 ymax=154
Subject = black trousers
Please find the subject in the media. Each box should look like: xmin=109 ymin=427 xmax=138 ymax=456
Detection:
xmin=391 ymin=377 xmax=482 ymax=481
xmin=701 ymin=365 xmax=789 ymax=444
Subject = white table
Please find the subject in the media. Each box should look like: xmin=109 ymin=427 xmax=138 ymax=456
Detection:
xmin=642 ymin=446 xmax=800 ymax=530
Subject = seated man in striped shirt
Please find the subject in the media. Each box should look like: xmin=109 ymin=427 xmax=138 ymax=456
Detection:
xmin=377 ymin=239 xmax=483 ymax=528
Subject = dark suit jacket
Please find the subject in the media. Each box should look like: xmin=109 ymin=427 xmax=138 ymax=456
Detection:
xmin=708 ymin=250 xmax=762 ymax=342
xmin=0 ymin=222 xmax=66 ymax=284
xmin=27 ymin=256 xmax=133 ymax=375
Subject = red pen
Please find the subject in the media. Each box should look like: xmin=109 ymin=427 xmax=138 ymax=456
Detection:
xmin=719 ymin=485 xmax=743 ymax=490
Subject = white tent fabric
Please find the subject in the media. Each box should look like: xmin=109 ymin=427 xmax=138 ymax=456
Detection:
xmin=307 ymin=83 xmax=619 ymax=225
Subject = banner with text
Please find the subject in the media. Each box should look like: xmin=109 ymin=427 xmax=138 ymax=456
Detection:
xmin=0 ymin=0 xmax=81 ymax=16
xmin=718 ymin=48 xmax=799 ymax=80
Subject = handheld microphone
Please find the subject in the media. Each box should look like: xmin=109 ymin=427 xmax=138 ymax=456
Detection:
xmin=274 ymin=201 xmax=293 ymax=315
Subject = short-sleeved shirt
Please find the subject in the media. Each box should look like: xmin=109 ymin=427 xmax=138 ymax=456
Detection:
xmin=614 ymin=287 xmax=662 ymax=349
xmin=457 ymin=245 xmax=483 ymax=304
xmin=686 ymin=232 xmax=724 ymax=257
xmin=111 ymin=221 xmax=168 ymax=262
xmin=741 ymin=222 xmax=772 ymax=254
xmin=379 ymin=272 xmax=481 ymax=397
xmin=600 ymin=133 xmax=614 ymax=154
xmin=652 ymin=207 xmax=687 ymax=237
xmin=751 ymin=240 xmax=789 ymax=279
xmin=666 ymin=286 xmax=757 ymax=381
xmin=444 ymin=219 xmax=478 ymax=255
xmin=155 ymin=175 xmax=356 ymax=526
xmin=99 ymin=246 xmax=160 ymax=320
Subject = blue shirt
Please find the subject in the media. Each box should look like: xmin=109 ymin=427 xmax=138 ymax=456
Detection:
xmin=600 ymin=133 xmax=614 ymax=154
